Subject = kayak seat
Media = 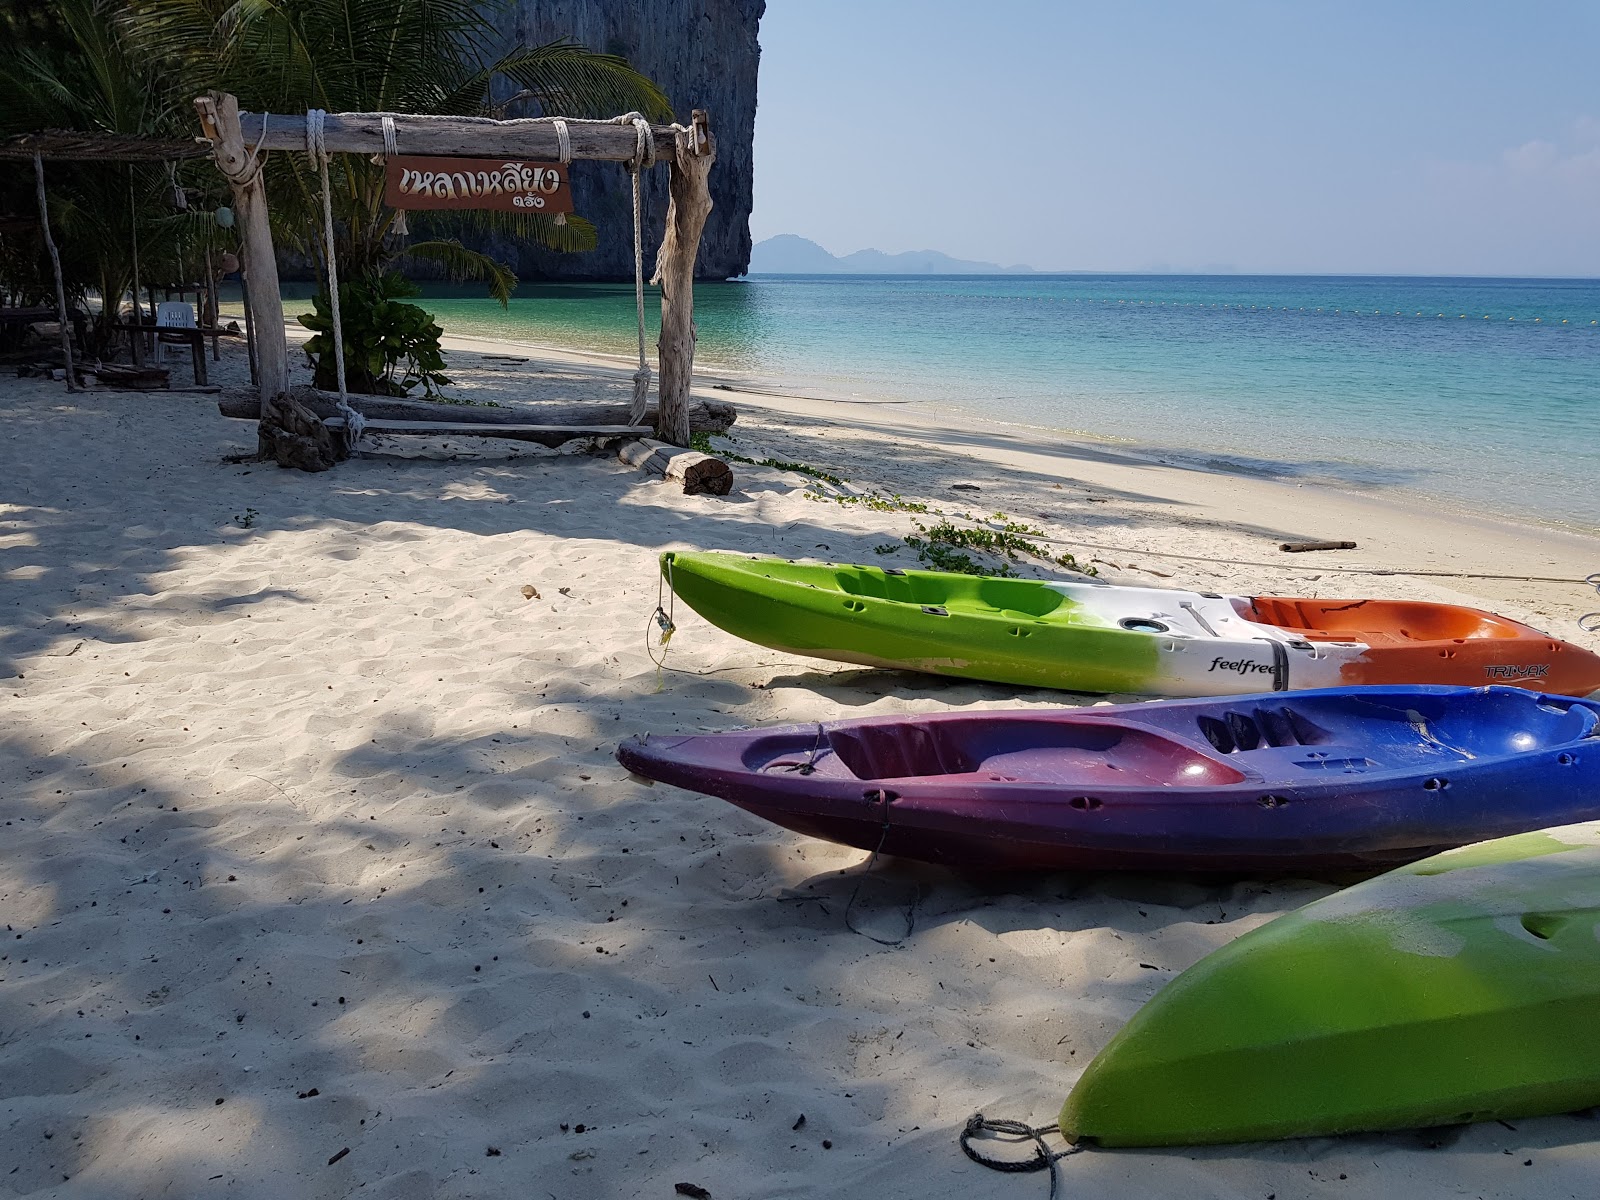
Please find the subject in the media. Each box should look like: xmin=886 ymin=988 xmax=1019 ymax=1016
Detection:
xmin=1248 ymin=596 xmax=1533 ymax=642
xmin=826 ymin=717 xmax=1246 ymax=786
xmin=1198 ymin=706 xmax=1332 ymax=754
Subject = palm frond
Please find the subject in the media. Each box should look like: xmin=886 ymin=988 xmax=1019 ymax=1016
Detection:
xmin=410 ymin=207 xmax=598 ymax=255
xmin=483 ymin=40 xmax=673 ymax=122
xmin=402 ymin=238 xmax=516 ymax=306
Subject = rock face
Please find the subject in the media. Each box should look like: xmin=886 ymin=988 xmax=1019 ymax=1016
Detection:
xmin=483 ymin=0 xmax=764 ymax=281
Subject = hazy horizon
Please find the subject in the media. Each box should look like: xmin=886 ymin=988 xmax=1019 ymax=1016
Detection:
xmin=750 ymin=2 xmax=1600 ymax=278
xmin=746 ymin=234 xmax=1600 ymax=280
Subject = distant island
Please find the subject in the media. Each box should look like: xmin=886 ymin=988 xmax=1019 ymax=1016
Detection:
xmin=746 ymin=234 xmax=1036 ymax=275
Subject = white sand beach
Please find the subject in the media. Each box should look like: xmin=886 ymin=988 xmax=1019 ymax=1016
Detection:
xmin=4 ymin=334 xmax=1599 ymax=1199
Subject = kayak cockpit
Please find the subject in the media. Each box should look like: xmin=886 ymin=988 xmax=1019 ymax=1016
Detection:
xmin=745 ymin=717 xmax=1249 ymax=787
xmin=1247 ymin=596 xmax=1538 ymax=643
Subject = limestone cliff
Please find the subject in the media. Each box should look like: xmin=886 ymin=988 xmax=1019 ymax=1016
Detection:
xmin=481 ymin=0 xmax=763 ymax=282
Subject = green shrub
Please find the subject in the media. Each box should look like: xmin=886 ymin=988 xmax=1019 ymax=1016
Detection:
xmin=300 ymin=272 xmax=450 ymax=397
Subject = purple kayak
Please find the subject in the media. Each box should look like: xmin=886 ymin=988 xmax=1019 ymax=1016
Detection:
xmin=616 ymin=685 xmax=1600 ymax=872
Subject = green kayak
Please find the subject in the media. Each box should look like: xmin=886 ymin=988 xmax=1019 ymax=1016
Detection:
xmin=659 ymin=551 xmax=1600 ymax=697
xmin=1060 ymin=821 xmax=1600 ymax=1146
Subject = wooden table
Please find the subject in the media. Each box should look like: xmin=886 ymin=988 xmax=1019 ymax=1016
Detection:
xmin=114 ymin=323 xmax=233 ymax=386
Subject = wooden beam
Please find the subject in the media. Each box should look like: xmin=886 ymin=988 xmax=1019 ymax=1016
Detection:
xmin=195 ymin=93 xmax=287 ymax=410
xmin=238 ymin=112 xmax=681 ymax=162
xmin=654 ymin=112 xmax=715 ymax=446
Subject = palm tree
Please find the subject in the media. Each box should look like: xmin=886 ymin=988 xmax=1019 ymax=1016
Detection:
xmin=0 ymin=0 xmax=223 ymax=354
xmin=128 ymin=0 xmax=673 ymax=302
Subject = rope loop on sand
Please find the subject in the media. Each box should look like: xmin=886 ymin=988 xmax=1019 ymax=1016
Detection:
xmin=1581 ymin=572 xmax=1600 ymax=634
xmin=959 ymin=1114 xmax=1081 ymax=1200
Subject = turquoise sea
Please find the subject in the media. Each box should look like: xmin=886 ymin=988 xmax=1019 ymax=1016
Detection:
xmin=343 ymin=275 xmax=1600 ymax=532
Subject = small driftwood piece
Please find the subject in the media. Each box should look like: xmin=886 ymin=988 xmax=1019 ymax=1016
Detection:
xmin=92 ymin=363 xmax=169 ymax=390
xmin=617 ymin=437 xmax=733 ymax=496
xmin=1280 ymin=540 xmax=1358 ymax=553
xmin=259 ymin=391 xmax=347 ymax=472
xmin=218 ymin=389 xmax=736 ymax=449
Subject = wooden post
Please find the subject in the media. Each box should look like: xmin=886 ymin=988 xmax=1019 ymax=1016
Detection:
xmin=195 ymin=92 xmax=287 ymax=409
xmin=32 ymin=152 xmax=76 ymax=392
xmin=654 ymin=111 xmax=715 ymax=447
xmin=127 ymin=168 xmax=144 ymax=367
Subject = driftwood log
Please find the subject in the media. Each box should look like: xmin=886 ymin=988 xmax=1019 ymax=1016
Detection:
xmin=617 ymin=437 xmax=733 ymax=496
xmin=655 ymin=112 xmax=716 ymax=446
xmin=218 ymin=388 xmax=736 ymax=449
xmin=259 ymin=391 xmax=347 ymax=472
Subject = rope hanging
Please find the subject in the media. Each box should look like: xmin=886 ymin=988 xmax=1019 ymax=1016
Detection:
xmin=380 ymin=116 xmax=408 ymax=237
xmin=306 ymin=109 xmax=363 ymax=453
xmin=552 ymin=119 xmax=570 ymax=227
xmin=621 ymin=113 xmax=656 ymax=425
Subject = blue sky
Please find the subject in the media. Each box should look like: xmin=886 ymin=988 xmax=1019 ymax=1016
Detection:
xmin=751 ymin=2 xmax=1600 ymax=275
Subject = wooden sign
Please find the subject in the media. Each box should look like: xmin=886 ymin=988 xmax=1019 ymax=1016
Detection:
xmin=383 ymin=156 xmax=573 ymax=214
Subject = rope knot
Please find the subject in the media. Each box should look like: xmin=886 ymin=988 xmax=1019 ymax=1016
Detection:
xmin=614 ymin=111 xmax=656 ymax=170
xmin=958 ymin=1113 xmax=1078 ymax=1199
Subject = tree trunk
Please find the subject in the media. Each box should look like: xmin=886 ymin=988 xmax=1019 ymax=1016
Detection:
xmin=196 ymin=93 xmax=287 ymax=411
xmin=655 ymin=112 xmax=715 ymax=446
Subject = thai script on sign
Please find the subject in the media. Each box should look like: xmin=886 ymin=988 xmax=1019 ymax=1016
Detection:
xmin=384 ymin=156 xmax=574 ymax=214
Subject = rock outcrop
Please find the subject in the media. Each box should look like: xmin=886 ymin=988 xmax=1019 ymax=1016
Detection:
xmin=482 ymin=0 xmax=764 ymax=282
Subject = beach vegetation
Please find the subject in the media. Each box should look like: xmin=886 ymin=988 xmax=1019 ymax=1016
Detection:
xmin=129 ymin=0 xmax=672 ymax=303
xmin=903 ymin=518 xmax=1096 ymax=577
xmin=0 ymin=0 xmax=232 ymax=357
xmin=299 ymin=271 xmax=449 ymax=396
xmin=1 ymin=0 xmax=669 ymax=384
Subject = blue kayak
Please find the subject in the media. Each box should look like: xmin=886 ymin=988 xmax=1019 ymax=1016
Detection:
xmin=617 ymin=685 xmax=1600 ymax=872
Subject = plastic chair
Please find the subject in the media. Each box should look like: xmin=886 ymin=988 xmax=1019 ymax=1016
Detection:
xmin=155 ymin=301 xmax=196 ymax=363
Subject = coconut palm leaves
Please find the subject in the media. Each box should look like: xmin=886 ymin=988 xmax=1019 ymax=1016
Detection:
xmin=0 ymin=0 xmax=228 ymax=351
xmin=128 ymin=0 xmax=672 ymax=302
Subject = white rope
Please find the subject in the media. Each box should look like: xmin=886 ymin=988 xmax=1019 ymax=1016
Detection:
xmin=216 ymin=112 xmax=272 ymax=188
xmin=379 ymin=115 xmax=408 ymax=237
xmin=623 ymin=114 xmax=654 ymax=425
xmin=549 ymin=119 xmax=572 ymax=228
xmin=306 ymin=109 xmax=363 ymax=452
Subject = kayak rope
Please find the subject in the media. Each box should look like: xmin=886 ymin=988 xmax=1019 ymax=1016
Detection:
xmin=959 ymin=1114 xmax=1082 ymax=1200
xmin=843 ymin=789 xmax=919 ymax=947
xmin=1581 ymin=572 xmax=1600 ymax=633
xmin=646 ymin=558 xmax=678 ymax=689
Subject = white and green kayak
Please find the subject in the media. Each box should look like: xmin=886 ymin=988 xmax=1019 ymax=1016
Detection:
xmin=660 ymin=551 xmax=1600 ymax=697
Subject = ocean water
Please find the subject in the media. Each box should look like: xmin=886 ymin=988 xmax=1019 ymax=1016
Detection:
xmin=354 ymin=275 xmax=1600 ymax=532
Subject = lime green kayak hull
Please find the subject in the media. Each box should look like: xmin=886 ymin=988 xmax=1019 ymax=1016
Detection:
xmin=1060 ymin=822 xmax=1600 ymax=1146
xmin=663 ymin=551 xmax=1163 ymax=694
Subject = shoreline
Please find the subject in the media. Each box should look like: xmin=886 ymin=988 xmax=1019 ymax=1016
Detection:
xmin=416 ymin=322 xmax=1600 ymax=544
xmin=416 ymin=327 xmax=1600 ymax=638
